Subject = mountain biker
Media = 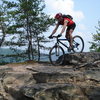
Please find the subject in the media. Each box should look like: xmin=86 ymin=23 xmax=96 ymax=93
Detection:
xmin=49 ymin=13 xmax=76 ymax=51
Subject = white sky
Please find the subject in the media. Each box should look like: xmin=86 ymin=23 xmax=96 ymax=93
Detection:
xmin=44 ymin=0 xmax=84 ymax=21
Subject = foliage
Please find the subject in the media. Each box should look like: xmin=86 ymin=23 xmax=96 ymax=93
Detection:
xmin=0 ymin=0 xmax=9 ymax=47
xmin=89 ymin=21 xmax=100 ymax=52
xmin=0 ymin=0 xmax=54 ymax=63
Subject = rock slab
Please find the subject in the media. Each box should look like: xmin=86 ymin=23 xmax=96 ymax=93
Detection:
xmin=0 ymin=52 xmax=100 ymax=100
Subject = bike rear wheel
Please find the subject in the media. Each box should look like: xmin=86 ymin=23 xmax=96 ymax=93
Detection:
xmin=49 ymin=45 xmax=65 ymax=66
xmin=72 ymin=35 xmax=84 ymax=52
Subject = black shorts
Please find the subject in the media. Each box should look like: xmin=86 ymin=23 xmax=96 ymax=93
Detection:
xmin=67 ymin=23 xmax=76 ymax=31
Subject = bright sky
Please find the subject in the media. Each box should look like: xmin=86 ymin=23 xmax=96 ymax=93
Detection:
xmin=44 ymin=0 xmax=100 ymax=52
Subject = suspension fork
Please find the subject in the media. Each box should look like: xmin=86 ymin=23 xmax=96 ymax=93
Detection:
xmin=54 ymin=42 xmax=60 ymax=56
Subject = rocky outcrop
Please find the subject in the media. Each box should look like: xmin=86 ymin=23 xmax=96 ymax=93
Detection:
xmin=63 ymin=52 xmax=100 ymax=65
xmin=0 ymin=52 xmax=100 ymax=100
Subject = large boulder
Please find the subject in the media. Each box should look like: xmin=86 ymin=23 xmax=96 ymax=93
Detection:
xmin=63 ymin=52 xmax=100 ymax=65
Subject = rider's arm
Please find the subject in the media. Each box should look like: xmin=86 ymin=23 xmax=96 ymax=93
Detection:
xmin=51 ymin=23 xmax=59 ymax=36
xmin=60 ymin=20 xmax=68 ymax=35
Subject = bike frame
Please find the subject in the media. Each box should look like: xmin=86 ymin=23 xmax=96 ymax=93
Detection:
xmin=54 ymin=37 xmax=69 ymax=49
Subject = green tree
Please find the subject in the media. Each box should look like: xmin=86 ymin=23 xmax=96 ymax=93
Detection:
xmin=90 ymin=21 xmax=100 ymax=52
xmin=0 ymin=0 xmax=54 ymax=62
xmin=0 ymin=0 xmax=9 ymax=47
xmin=0 ymin=0 xmax=27 ymax=63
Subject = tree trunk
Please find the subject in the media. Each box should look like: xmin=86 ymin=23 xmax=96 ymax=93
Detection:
xmin=37 ymin=36 xmax=40 ymax=62
xmin=0 ymin=23 xmax=6 ymax=47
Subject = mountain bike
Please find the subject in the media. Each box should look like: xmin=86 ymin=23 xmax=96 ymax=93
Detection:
xmin=49 ymin=35 xmax=84 ymax=65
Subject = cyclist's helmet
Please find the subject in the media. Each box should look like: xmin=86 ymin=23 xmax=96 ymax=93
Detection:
xmin=55 ymin=13 xmax=62 ymax=19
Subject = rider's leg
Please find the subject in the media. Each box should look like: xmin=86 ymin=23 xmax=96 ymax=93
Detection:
xmin=65 ymin=31 xmax=70 ymax=40
xmin=67 ymin=29 xmax=74 ymax=48
xmin=66 ymin=23 xmax=76 ymax=49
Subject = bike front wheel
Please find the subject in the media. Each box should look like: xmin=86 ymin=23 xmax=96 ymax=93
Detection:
xmin=49 ymin=46 xmax=65 ymax=66
xmin=72 ymin=35 xmax=84 ymax=52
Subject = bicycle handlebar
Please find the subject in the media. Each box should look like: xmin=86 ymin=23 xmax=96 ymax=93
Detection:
xmin=49 ymin=36 xmax=69 ymax=41
xmin=52 ymin=36 xmax=59 ymax=38
xmin=49 ymin=36 xmax=59 ymax=39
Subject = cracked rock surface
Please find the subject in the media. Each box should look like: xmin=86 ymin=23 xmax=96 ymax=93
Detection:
xmin=0 ymin=52 xmax=100 ymax=100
